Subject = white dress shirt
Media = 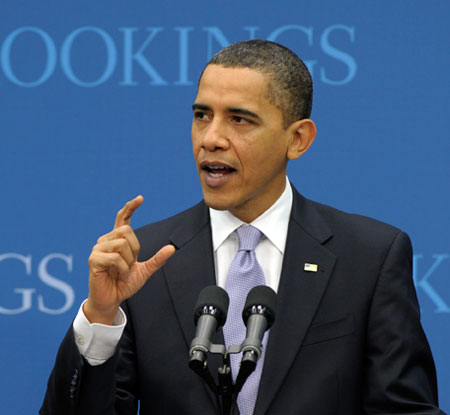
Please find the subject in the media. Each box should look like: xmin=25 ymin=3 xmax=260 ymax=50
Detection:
xmin=211 ymin=177 xmax=292 ymax=293
xmin=73 ymin=178 xmax=293 ymax=366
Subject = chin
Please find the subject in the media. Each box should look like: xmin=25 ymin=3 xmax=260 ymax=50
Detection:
xmin=202 ymin=193 xmax=234 ymax=211
xmin=203 ymin=199 xmax=230 ymax=211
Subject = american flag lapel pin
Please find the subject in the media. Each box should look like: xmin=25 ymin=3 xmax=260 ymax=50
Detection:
xmin=304 ymin=263 xmax=318 ymax=272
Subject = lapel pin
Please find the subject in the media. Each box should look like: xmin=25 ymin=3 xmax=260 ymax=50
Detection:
xmin=304 ymin=263 xmax=318 ymax=272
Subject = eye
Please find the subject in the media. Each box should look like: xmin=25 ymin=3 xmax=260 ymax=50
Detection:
xmin=194 ymin=111 xmax=210 ymax=121
xmin=232 ymin=116 xmax=253 ymax=125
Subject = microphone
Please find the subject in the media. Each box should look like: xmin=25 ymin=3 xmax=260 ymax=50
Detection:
xmin=189 ymin=285 xmax=229 ymax=370
xmin=235 ymin=285 xmax=277 ymax=391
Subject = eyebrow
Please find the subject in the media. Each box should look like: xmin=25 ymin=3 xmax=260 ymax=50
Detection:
xmin=192 ymin=103 xmax=261 ymax=121
xmin=227 ymin=107 xmax=261 ymax=121
xmin=192 ymin=103 xmax=210 ymax=112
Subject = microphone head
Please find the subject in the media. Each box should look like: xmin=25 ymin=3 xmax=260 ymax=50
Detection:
xmin=194 ymin=285 xmax=229 ymax=328
xmin=242 ymin=285 xmax=277 ymax=329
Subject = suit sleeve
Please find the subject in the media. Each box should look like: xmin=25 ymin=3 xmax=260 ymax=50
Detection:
xmin=363 ymin=231 xmax=444 ymax=414
xmin=39 ymin=302 xmax=139 ymax=415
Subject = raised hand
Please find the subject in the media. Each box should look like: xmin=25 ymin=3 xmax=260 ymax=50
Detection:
xmin=84 ymin=195 xmax=175 ymax=324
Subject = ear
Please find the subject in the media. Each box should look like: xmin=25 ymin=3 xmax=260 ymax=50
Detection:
xmin=286 ymin=119 xmax=317 ymax=160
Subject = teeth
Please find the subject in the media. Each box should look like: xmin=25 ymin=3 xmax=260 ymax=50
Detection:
xmin=203 ymin=164 xmax=234 ymax=178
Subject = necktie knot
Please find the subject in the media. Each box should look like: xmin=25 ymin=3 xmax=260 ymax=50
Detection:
xmin=236 ymin=225 xmax=262 ymax=252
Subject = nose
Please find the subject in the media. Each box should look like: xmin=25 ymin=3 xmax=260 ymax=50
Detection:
xmin=201 ymin=118 xmax=230 ymax=152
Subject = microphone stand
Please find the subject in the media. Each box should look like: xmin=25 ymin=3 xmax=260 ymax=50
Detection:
xmin=217 ymin=356 xmax=234 ymax=415
xmin=189 ymin=342 xmax=256 ymax=415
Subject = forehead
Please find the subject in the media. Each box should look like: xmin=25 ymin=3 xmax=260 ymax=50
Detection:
xmin=195 ymin=65 xmax=273 ymax=110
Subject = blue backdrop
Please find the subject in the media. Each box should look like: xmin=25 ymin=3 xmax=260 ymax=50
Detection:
xmin=0 ymin=1 xmax=448 ymax=413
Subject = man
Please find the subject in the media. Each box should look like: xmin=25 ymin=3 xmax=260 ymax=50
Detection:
xmin=41 ymin=40 xmax=444 ymax=414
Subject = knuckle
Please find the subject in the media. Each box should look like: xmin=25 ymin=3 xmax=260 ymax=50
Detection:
xmin=111 ymin=252 xmax=121 ymax=262
xmin=92 ymin=244 xmax=101 ymax=253
xmin=117 ymin=238 xmax=129 ymax=252
xmin=153 ymin=253 xmax=162 ymax=268
xmin=117 ymin=224 xmax=131 ymax=234
xmin=121 ymin=202 xmax=131 ymax=212
xmin=117 ymin=237 xmax=127 ymax=247
xmin=88 ymin=252 xmax=101 ymax=267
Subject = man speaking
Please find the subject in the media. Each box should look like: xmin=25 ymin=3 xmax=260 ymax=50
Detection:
xmin=41 ymin=40 xmax=444 ymax=414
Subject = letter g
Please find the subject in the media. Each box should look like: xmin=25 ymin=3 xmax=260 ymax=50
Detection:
xmin=0 ymin=254 xmax=34 ymax=314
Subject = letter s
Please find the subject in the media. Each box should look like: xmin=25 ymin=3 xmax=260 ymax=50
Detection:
xmin=37 ymin=254 xmax=75 ymax=314
xmin=320 ymin=25 xmax=357 ymax=85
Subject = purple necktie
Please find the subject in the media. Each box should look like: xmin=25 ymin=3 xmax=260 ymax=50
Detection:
xmin=223 ymin=225 xmax=268 ymax=415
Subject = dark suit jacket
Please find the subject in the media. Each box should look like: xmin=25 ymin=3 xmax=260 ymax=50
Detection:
xmin=40 ymin=188 xmax=443 ymax=415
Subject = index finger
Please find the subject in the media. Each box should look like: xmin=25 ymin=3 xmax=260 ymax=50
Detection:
xmin=114 ymin=195 xmax=144 ymax=229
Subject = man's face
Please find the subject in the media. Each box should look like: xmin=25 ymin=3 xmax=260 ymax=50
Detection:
xmin=192 ymin=64 xmax=293 ymax=223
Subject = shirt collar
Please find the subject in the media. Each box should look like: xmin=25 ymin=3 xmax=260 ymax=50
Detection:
xmin=209 ymin=177 xmax=293 ymax=254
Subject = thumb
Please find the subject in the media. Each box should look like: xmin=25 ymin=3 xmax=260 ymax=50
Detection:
xmin=141 ymin=244 xmax=176 ymax=276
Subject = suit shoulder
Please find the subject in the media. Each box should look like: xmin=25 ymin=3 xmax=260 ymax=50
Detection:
xmin=307 ymin=199 xmax=410 ymax=250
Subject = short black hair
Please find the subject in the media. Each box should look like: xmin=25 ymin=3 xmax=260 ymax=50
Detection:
xmin=203 ymin=39 xmax=313 ymax=128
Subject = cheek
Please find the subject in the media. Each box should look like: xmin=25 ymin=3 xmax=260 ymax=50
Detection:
xmin=244 ymin=136 xmax=282 ymax=163
xmin=236 ymin=147 xmax=269 ymax=178
xmin=191 ymin=131 xmax=201 ymax=157
xmin=265 ymin=131 xmax=289 ymax=160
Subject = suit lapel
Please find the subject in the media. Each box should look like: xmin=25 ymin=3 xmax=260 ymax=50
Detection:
xmin=161 ymin=202 xmax=223 ymax=410
xmin=255 ymin=190 xmax=337 ymax=414
xmin=163 ymin=202 xmax=216 ymax=348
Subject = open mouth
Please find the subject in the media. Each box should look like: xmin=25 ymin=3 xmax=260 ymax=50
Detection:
xmin=201 ymin=163 xmax=236 ymax=177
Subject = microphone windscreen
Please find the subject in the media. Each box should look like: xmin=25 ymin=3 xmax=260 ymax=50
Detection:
xmin=194 ymin=285 xmax=229 ymax=327
xmin=242 ymin=285 xmax=277 ymax=327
